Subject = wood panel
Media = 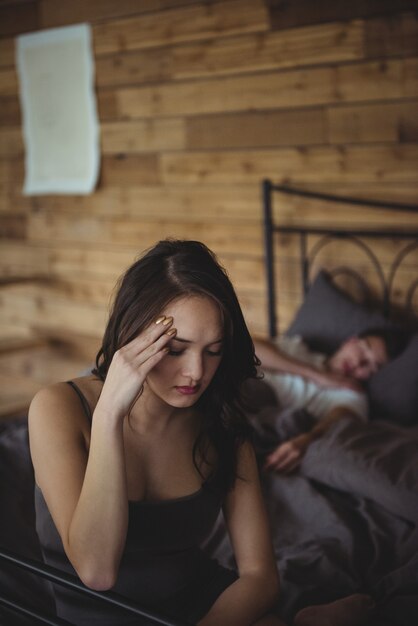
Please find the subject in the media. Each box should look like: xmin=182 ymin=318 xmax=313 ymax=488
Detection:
xmin=0 ymin=344 xmax=91 ymax=385
xmin=26 ymin=184 xmax=261 ymax=221
xmin=327 ymin=101 xmax=418 ymax=144
xmin=0 ymin=96 xmax=21 ymax=126
xmin=101 ymin=119 xmax=186 ymax=153
xmin=0 ymin=0 xmax=39 ymax=37
xmin=27 ymin=214 xmax=264 ymax=257
xmin=0 ymin=37 xmax=15 ymax=68
xmin=108 ymin=58 xmax=414 ymax=121
xmin=0 ymin=126 xmax=23 ymax=156
xmin=99 ymin=154 xmax=161 ymax=185
xmin=94 ymin=19 xmax=363 ymax=87
xmin=268 ymin=0 xmax=418 ymax=30
xmin=105 ymin=65 xmax=336 ymax=119
xmin=0 ymin=212 xmax=26 ymax=239
xmin=0 ymin=344 xmax=95 ymax=417
xmin=186 ymin=108 xmax=326 ymax=149
xmin=365 ymin=11 xmax=418 ymax=58
xmin=0 ymin=283 xmax=108 ymax=337
xmin=0 ymin=187 xmax=32 ymax=212
xmin=48 ymin=277 xmax=117 ymax=307
xmin=0 ymin=66 xmax=18 ymax=97
xmin=274 ymin=233 xmax=418 ymax=266
xmin=39 ymin=0 xmax=204 ymax=28
xmin=161 ymin=145 xmax=418 ymax=185
xmin=92 ymin=0 xmax=269 ymax=55
xmin=268 ymin=183 xmax=418 ymax=204
xmin=337 ymin=58 xmax=408 ymax=102
xmin=405 ymin=58 xmax=418 ymax=97
xmin=0 ymin=155 xmax=23 ymax=182
xmin=0 ymin=371 xmax=42 ymax=417
xmin=46 ymin=245 xmax=136 ymax=280
xmin=271 ymin=199 xmax=418 ymax=230
xmin=0 ymin=242 xmax=49 ymax=278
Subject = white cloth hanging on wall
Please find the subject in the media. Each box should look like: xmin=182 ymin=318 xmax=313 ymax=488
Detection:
xmin=16 ymin=23 xmax=100 ymax=195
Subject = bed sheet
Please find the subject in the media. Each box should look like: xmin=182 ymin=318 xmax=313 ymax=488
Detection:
xmin=203 ymin=399 xmax=418 ymax=624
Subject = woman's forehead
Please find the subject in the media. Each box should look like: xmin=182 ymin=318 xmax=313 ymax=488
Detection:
xmin=162 ymin=295 xmax=223 ymax=338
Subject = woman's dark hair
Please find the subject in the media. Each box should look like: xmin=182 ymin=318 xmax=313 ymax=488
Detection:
xmin=93 ymin=239 xmax=259 ymax=492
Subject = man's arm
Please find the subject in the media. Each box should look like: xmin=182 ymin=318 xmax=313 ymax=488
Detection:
xmin=254 ymin=337 xmax=321 ymax=379
xmin=264 ymin=406 xmax=360 ymax=473
xmin=253 ymin=337 xmax=361 ymax=392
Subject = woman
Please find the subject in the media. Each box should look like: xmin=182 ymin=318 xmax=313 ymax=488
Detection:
xmin=29 ymin=240 xmax=284 ymax=626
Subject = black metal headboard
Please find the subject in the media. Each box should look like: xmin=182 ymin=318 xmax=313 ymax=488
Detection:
xmin=262 ymin=180 xmax=418 ymax=338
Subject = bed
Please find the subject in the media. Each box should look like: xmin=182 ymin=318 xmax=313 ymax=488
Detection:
xmin=205 ymin=181 xmax=418 ymax=625
xmin=1 ymin=182 xmax=418 ymax=625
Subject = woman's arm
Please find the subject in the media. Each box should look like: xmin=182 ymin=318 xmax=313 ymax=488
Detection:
xmin=198 ymin=441 xmax=281 ymax=626
xmin=30 ymin=384 xmax=129 ymax=590
xmin=29 ymin=316 xmax=175 ymax=590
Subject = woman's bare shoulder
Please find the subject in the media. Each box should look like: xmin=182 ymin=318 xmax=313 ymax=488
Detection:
xmin=31 ymin=375 xmax=100 ymax=409
xmin=29 ymin=375 xmax=101 ymax=437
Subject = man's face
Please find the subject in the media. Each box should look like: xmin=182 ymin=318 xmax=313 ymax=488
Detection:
xmin=329 ymin=335 xmax=389 ymax=381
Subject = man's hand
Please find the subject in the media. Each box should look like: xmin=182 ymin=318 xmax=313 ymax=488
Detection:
xmin=263 ymin=433 xmax=311 ymax=473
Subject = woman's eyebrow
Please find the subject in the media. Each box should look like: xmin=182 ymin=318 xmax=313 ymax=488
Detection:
xmin=171 ymin=337 xmax=223 ymax=345
xmin=171 ymin=337 xmax=191 ymax=344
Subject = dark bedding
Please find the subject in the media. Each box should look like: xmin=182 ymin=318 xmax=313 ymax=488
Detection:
xmin=0 ymin=417 xmax=55 ymax=625
xmin=1 ymin=409 xmax=418 ymax=625
xmin=204 ymin=398 xmax=418 ymax=625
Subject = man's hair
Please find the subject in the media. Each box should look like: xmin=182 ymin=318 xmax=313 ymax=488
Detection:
xmin=358 ymin=327 xmax=409 ymax=361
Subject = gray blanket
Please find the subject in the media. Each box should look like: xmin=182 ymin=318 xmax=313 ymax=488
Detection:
xmin=203 ymin=405 xmax=418 ymax=624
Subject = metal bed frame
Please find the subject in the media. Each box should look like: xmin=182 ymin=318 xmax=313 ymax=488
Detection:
xmin=0 ymin=548 xmax=190 ymax=626
xmin=262 ymin=179 xmax=418 ymax=338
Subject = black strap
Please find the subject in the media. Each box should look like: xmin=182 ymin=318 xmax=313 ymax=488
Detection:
xmin=66 ymin=381 xmax=92 ymax=422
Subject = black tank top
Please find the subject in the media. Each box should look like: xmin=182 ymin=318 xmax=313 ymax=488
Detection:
xmin=34 ymin=381 xmax=237 ymax=625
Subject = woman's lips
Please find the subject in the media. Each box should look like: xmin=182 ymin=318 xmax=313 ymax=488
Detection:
xmin=175 ymin=386 xmax=199 ymax=395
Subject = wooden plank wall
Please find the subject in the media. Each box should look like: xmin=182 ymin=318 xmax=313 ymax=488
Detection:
xmin=0 ymin=0 xmax=417 ymax=412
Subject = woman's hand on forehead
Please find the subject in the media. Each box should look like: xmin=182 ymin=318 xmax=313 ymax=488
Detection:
xmin=96 ymin=315 xmax=177 ymax=420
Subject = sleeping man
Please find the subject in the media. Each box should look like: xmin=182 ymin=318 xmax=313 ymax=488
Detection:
xmin=253 ymin=329 xmax=393 ymax=473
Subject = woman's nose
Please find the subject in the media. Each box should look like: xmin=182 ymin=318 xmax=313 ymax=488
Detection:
xmin=182 ymin=354 xmax=203 ymax=382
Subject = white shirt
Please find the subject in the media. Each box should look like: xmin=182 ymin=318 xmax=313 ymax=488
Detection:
xmin=262 ymin=335 xmax=368 ymax=422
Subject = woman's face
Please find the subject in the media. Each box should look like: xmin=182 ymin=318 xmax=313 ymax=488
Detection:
xmin=144 ymin=295 xmax=224 ymax=409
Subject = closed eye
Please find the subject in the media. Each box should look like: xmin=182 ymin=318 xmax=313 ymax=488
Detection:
xmin=207 ymin=349 xmax=223 ymax=357
xmin=168 ymin=349 xmax=184 ymax=357
xmin=168 ymin=349 xmax=222 ymax=357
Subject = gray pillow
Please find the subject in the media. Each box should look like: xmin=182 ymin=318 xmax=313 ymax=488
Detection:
xmin=286 ymin=270 xmax=392 ymax=354
xmin=367 ymin=334 xmax=418 ymax=426
xmin=286 ymin=270 xmax=418 ymax=425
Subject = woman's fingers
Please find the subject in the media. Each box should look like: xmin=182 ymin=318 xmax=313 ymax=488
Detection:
xmin=99 ymin=316 xmax=180 ymax=420
xmin=132 ymin=326 xmax=176 ymax=370
xmin=121 ymin=315 xmax=174 ymax=358
xmin=113 ymin=315 xmax=178 ymax=375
